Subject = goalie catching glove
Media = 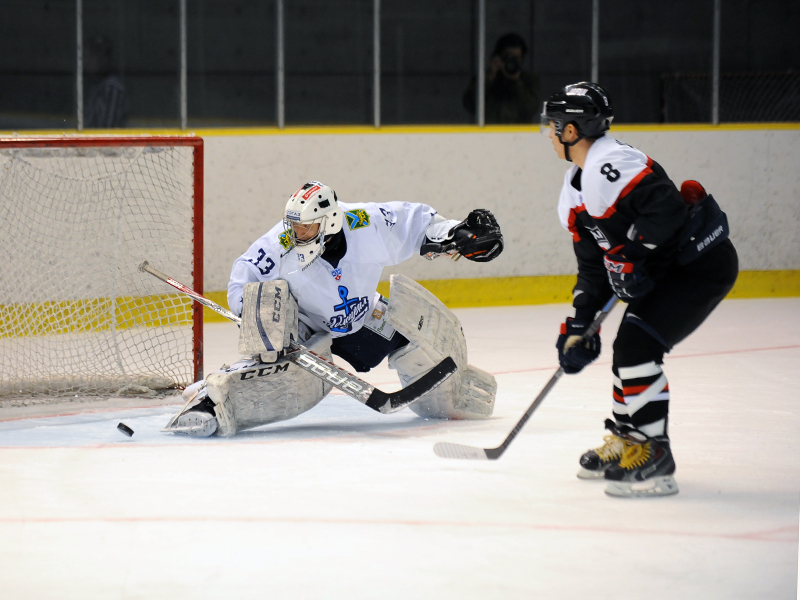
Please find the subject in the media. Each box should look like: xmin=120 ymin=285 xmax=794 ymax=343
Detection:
xmin=421 ymin=209 xmax=504 ymax=262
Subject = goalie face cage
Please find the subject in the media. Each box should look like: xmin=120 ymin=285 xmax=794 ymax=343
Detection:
xmin=0 ymin=136 xmax=203 ymax=398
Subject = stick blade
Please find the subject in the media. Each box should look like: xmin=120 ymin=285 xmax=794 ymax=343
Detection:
xmin=368 ymin=356 xmax=457 ymax=413
xmin=433 ymin=441 xmax=491 ymax=460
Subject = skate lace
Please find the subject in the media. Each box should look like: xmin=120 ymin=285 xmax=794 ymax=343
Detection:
xmin=595 ymin=435 xmax=626 ymax=461
xmin=618 ymin=441 xmax=652 ymax=470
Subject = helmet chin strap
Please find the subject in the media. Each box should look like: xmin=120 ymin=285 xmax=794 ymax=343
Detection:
xmin=557 ymin=133 xmax=584 ymax=163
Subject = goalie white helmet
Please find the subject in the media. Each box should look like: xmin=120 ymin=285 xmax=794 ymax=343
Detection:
xmin=284 ymin=181 xmax=343 ymax=266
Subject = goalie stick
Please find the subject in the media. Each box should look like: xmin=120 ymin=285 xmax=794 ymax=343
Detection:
xmin=433 ymin=296 xmax=619 ymax=460
xmin=139 ymin=261 xmax=456 ymax=415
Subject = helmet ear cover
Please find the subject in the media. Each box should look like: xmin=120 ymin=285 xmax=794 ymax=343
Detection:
xmin=546 ymin=113 xmax=586 ymax=163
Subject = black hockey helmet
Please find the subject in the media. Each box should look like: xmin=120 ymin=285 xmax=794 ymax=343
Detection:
xmin=541 ymin=82 xmax=614 ymax=156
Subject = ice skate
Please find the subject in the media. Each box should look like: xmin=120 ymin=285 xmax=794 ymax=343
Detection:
xmin=169 ymin=409 xmax=218 ymax=437
xmin=577 ymin=432 xmax=629 ymax=479
xmin=577 ymin=418 xmax=632 ymax=479
xmin=604 ymin=433 xmax=678 ymax=498
xmin=164 ymin=396 xmax=218 ymax=437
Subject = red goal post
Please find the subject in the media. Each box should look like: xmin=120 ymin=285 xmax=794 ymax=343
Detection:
xmin=0 ymin=135 xmax=204 ymax=397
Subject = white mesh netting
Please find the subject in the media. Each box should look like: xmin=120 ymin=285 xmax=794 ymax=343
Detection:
xmin=0 ymin=143 xmax=198 ymax=397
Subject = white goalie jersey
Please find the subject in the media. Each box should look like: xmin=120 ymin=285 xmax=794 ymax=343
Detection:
xmin=228 ymin=201 xmax=437 ymax=337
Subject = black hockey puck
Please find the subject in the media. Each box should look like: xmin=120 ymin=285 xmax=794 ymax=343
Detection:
xmin=117 ymin=422 xmax=134 ymax=437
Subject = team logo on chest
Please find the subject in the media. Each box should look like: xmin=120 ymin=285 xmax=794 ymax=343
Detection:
xmin=327 ymin=285 xmax=370 ymax=333
xmin=331 ymin=267 xmax=342 ymax=281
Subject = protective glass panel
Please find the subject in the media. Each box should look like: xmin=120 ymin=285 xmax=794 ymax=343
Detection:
xmin=285 ymin=0 xmax=373 ymax=125
xmin=0 ymin=0 xmax=77 ymax=130
xmin=532 ymin=1 xmax=593 ymax=116
xmin=482 ymin=1 xmax=538 ymax=124
xmin=187 ymin=0 xmax=276 ymax=127
xmin=83 ymin=0 xmax=180 ymax=128
xmin=598 ymin=0 xmax=714 ymax=123
xmin=380 ymin=0 xmax=473 ymax=125
xmin=717 ymin=1 xmax=800 ymax=122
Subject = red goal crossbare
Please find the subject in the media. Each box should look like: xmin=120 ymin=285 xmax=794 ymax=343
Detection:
xmin=0 ymin=136 xmax=203 ymax=398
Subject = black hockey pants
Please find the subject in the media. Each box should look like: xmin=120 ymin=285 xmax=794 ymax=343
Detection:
xmin=611 ymin=239 xmax=739 ymax=433
xmin=331 ymin=327 xmax=409 ymax=373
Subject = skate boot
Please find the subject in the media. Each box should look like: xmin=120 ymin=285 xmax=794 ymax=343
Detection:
xmin=577 ymin=419 xmax=630 ymax=479
xmin=173 ymin=410 xmax=218 ymax=437
xmin=167 ymin=396 xmax=218 ymax=437
xmin=604 ymin=426 xmax=678 ymax=498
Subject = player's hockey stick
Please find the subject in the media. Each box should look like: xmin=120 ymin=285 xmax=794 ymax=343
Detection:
xmin=139 ymin=261 xmax=456 ymax=414
xmin=433 ymin=296 xmax=619 ymax=460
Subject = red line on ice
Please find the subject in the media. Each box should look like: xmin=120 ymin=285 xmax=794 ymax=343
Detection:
xmin=0 ymin=515 xmax=795 ymax=544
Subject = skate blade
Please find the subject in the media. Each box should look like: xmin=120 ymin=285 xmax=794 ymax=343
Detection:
xmin=577 ymin=467 xmax=607 ymax=480
xmin=604 ymin=475 xmax=679 ymax=498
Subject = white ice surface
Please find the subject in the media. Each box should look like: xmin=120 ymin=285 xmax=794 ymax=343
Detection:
xmin=0 ymin=298 xmax=798 ymax=599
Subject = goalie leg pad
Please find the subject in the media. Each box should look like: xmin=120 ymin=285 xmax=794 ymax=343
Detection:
xmin=238 ymin=280 xmax=299 ymax=363
xmin=206 ymin=332 xmax=334 ymax=436
xmin=385 ymin=274 xmax=495 ymax=419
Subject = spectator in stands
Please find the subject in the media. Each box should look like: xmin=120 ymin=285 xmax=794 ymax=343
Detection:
xmin=463 ymin=32 xmax=540 ymax=124
xmin=84 ymin=35 xmax=129 ymax=128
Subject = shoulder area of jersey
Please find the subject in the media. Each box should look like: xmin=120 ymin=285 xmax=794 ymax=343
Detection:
xmin=584 ymin=135 xmax=646 ymax=168
xmin=337 ymin=201 xmax=379 ymax=233
xmin=582 ymin=136 xmax=650 ymax=187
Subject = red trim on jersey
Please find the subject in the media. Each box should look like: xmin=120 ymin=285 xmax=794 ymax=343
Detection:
xmin=613 ymin=390 xmax=625 ymax=403
xmin=595 ymin=156 xmax=654 ymax=220
xmin=618 ymin=156 xmax=654 ymax=201
xmin=567 ymin=204 xmax=586 ymax=242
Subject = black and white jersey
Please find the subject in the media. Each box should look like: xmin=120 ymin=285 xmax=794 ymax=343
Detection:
xmin=557 ymin=135 xmax=689 ymax=315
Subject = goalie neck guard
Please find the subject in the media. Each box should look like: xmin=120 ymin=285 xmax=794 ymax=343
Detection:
xmin=542 ymin=82 xmax=613 ymax=162
xmin=283 ymin=181 xmax=344 ymax=266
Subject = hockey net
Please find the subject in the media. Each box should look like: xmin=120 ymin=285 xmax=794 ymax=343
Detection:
xmin=0 ymin=136 xmax=203 ymax=398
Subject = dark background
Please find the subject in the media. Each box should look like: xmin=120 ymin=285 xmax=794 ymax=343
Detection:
xmin=0 ymin=0 xmax=797 ymax=128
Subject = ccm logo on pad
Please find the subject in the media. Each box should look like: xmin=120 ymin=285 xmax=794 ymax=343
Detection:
xmin=240 ymin=363 xmax=290 ymax=380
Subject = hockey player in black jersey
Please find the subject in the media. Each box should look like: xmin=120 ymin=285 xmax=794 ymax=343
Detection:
xmin=542 ymin=82 xmax=738 ymax=497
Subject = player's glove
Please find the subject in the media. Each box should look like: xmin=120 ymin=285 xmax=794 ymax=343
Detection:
xmin=556 ymin=317 xmax=601 ymax=374
xmin=421 ymin=209 xmax=504 ymax=262
xmin=603 ymin=245 xmax=655 ymax=300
